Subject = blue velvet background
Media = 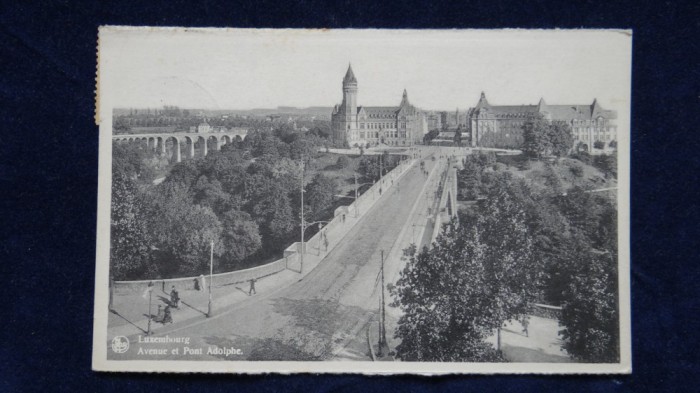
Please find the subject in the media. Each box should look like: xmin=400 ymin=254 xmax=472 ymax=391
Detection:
xmin=1 ymin=1 xmax=699 ymax=391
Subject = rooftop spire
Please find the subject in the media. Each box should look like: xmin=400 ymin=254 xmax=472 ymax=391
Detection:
xmin=476 ymin=91 xmax=490 ymax=109
xmin=400 ymin=88 xmax=409 ymax=106
xmin=343 ymin=63 xmax=357 ymax=85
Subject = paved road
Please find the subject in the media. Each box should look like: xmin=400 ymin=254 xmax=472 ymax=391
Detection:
xmin=117 ymin=158 xmax=440 ymax=361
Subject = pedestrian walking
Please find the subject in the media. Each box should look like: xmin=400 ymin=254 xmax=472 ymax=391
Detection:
xmin=142 ymin=280 xmax=154 ymax=299
xmin=155 ymin=305 xmax=165 ymax=323
xmin=162 ymin=305 xmax=173 ymax=324
xmin=521 ymin=317 xmax=530 ymax=337
xmin=170 ymin=286 xmax=180 ymax=308
xmin=248 ymin=278 xmax=257 ymax=295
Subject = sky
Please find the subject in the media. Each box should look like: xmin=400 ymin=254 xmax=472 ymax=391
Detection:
xmin=99 ymin=28 xmax=631 ymax=116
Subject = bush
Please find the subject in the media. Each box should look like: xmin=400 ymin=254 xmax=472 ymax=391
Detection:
xmin=570 ymin=164 xmax=584 ymax=178
xmin=593 ymin=140 xmax=605 ymax=150
xmin=336 ymin=155 xmax=351 ymax=169
xmin=518 ymin=159 xmax=531 ymax=171
xmin=571 ymin=152 xmax=593 ymax=165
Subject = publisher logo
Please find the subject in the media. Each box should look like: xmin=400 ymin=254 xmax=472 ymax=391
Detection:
xmin=111 ymin=336 xmax=129 ymax=353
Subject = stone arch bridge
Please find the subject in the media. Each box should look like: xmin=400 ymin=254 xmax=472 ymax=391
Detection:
xmin=112 ymin=131 xmax=248 ymax=162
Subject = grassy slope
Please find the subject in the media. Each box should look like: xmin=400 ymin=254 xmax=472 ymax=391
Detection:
xmin=496 ymin=155 xmax=617 ymax=197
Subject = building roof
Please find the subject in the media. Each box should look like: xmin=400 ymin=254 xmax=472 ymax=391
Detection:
xmin=542 ymin=103 xmax=616 ymax=120
xmin=472 ymin=92 xmax=616 ymax=120
xmin=358 ymin=106 xmax=399 ymax=117
xmin=343 ymin=64 xmax=357 ymax=84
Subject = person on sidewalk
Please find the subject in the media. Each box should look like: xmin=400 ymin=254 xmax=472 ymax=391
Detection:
xmin=170 ymin=286 xmax=180 ymax=308
xmin=248 ymin=278 xmax=257 ymax=296
xmin=162 ymin=305 xmax=173 ymax=324
xmin=155 ymin=305 xmax=165 ymax=323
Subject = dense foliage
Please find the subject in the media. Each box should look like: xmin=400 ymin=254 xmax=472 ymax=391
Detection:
xmin=392 ymin=151 xmax=619 ymax=362
xmin=522 ymin=115 xmax=574 ymax=159
xmin=110 ymin=126 xmax=335 ymax=280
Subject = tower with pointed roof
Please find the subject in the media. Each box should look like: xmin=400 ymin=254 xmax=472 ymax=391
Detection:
xmin=331 ymin=65 xmax=426 ymax=147
xmin=342 ymin=64 xmax=358 ymax=132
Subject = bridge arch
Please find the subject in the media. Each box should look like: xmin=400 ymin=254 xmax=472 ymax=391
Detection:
xmin=183 ymin=136 xmax=195 ymax=159
xmin=207 ymin=135 xmax=220 ymax=152
xmin=196 ymin=135 xmax=207 ymax=157
xmin=164 ymin=136 xmax=181 ymax=163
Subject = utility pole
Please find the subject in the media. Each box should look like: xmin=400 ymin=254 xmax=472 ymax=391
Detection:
xmin=354 ymin=173 xmax=359 ymax=217
xmin=379 ymin=153 xmax=383 ymax=182
xmin=300 ymin=158 xmax=305 ymax=274
xmin=147 ymin=280 xmax=153 ymax=335
xmin=378 ymin=249 xmax=388 ymax=356
xmin=207 ymin=240 xmax=213 ymax=317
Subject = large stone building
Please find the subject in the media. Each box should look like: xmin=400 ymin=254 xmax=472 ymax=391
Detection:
xmin=468 ymin=92 xmax=617 ymax=154
xmin=331 ymin=65 xmax=426 ymax=147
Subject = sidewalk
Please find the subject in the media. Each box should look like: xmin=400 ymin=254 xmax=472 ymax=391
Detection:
xmin=108 ymin=158 xmax=418 ymax=340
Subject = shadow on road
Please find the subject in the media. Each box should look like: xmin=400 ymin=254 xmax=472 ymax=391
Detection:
xmin=179 ymin=300 xmax=207 ymax=316
xmin=502 ymin=327 xmax=527 ymax=337
xmin=109 ymin=309 xmax=147 ymax=334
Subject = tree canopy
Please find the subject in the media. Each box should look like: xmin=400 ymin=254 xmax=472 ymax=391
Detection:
xmin=110 ymin=125 xmax=328 ymax=279
xmin=522 ymin=115 xmax=574 ymax=159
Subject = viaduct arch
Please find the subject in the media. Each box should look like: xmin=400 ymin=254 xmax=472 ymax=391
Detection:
xmin=112 ymin=130 xmax=248 ymax=163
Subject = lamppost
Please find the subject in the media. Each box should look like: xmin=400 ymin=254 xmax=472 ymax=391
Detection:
xmin=299 ymin=158 xmax=305 ymax=273
xmin=353 ymin=173 xmax=374 ymax=217
xmin=377 ymin=249 xmax=388 ymax=356
xmin=207 ymin=240 xmax=213 ymax=317
xmin=146 ymin=280 xmax=154 ymax=335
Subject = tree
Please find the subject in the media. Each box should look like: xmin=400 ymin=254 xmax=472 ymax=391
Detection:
xmin=522 ymin=116 xmax=551 ymax=159
xmin=454 ymin=127 xmax=462 ymax=146
xmin=290 ymin=136 xmax=319 ymax=161
xmin=390 ymin=225 xmax=504 ymax=362
xmin=144 ymin=180 xmax=224 ymax=276
xmin=558 ymin=241 xmax=619 ymax=363
xmin=219 ymin=209 xmax=262 ymax=270
xmin=193 ymin=175 xmax=233 ymax=215
xmin=110 ymin=171 xmax=153 ymax=280
xmin=548 ymin=121 xmax=574 ymax=158
xmin=336 ymin=155 xmax=351 ymax=169
xmin=113 ymin=142 xmax=161 ymax=185
xmin=457 ymin=158 xmax=482 ymax=200
xmin=358 ymin=156 xmax=380 ymax=182
xmin=423 ymin=129 xmax=440 ymax=145
xmin=477 ymin=174 xmax=541 ymax=350
xmin=522 ymin=116 xmax=573 ymax=159
xmin=594 ymin=152 xmax=617 ymax=179
xmin=305 ymin=174 xmax=337 ymax=220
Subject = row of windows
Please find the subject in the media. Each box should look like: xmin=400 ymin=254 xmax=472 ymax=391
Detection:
xmin=573 ymin=119 xmax=611 ymax=126
xmin=575 ymin=134 xmax=615 ymax=141
xmin=573 ymin=127 xmax=616 ymax=133
xmin=360 ymin=122 xmax=395 ymax=129
xmin=349 ymin=130 xmax=412 ymax=139
xmin=359 ymin=122 xmax=410 ymax=129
